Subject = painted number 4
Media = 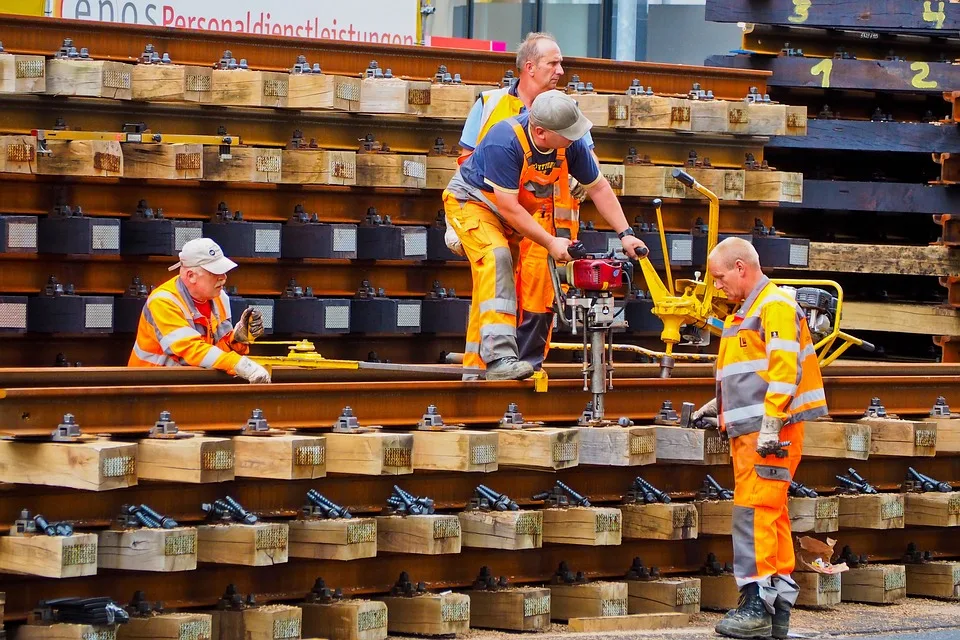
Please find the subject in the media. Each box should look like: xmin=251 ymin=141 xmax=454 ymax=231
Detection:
xmin=922 ymin=1 xmax=946 ymax=29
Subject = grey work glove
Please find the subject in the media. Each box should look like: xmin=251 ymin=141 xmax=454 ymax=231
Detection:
xmin=756 ymin=415 xmax=784 ymax=456
xmin=234 ymin=356 xmax=271 ymax=384
xmin=569 ymin=176 xmax=588 ymax=203
xmin=691 ymin=397 xmax=718 ymax=429
xmin=232 ymin=307 xmax=264 ymax=344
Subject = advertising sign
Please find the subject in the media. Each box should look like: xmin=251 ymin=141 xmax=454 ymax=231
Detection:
xmin=51 ymin=0 xmax=419 ymax=45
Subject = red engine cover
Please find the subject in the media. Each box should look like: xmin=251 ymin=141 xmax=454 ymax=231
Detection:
xmin=569 ymin=259 xmax=623 ymax=290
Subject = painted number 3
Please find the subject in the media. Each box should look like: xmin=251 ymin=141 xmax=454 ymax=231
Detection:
xmin=789 ymin=0 xmax=811 ymax=23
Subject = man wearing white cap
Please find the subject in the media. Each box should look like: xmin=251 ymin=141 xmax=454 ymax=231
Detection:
xmin=443 ymin=90 xmax=646 ymax=380
xmin=128 ymin=237 xmax=271 ymax=383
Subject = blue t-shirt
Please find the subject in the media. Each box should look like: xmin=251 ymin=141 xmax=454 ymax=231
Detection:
xmin=458 ymin=112 xmax=601 ymax=197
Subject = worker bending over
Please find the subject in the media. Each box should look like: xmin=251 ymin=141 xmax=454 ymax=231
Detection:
xmin=448 ymin=32 xmax=591 ymax=373
xmin=692 ymin=238 xmax=827 ymax=639
xmin=443 ymin=90 xmax=646 ymax=380
xmin=128 ymin=237 xmax=271 ymax=384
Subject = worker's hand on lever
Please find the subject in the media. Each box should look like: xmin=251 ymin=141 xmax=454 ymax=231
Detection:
xmin=619 ymin=235 xmax=648 ymax=260
xmin=232 ymin=307 xmax=264 ymax=344
xmin=548 ymin=236 xmax=573 ymax=262
xmin=235 ymin=356 xmax=272 ymax=384
xmin=691 ymin=398 xmax=718 ymax=428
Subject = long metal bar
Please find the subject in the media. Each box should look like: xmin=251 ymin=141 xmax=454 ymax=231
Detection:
xmin=0 ymin=14 xmax=769 ymax=99
xmin=0 ymin=372 xmax=956 ymax=435
xmin=0 ymin=361 xmax=950 ymax=387
xmin=705 ymin=0 xmax=960 ymax=33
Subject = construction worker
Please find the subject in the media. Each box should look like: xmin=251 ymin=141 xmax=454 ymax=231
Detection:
xmin=443 ymin=90 xmax=647 ymax=380
xmin=691 ymin=237 xmax=828 ymax=639
xmin=447 ymin=32 xmax=592 ymax=374
xmin=128 ymin=237 xmax=271 ymax=384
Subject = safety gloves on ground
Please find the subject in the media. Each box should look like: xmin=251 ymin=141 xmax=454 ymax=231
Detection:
xmin=569 ymin=176 xmax=588 ymax=203
xmin=691 ymin=397 xmax=718 ymax=428
xmin=235 ymin=356 xmax=271 ymax=384
xmin=756 ymin=415 xmax=785 ymax=456
xmin=444 ymin=215 xmax=466 ymax=257
xmin=232 ymin=307 xmax=264 ymax=344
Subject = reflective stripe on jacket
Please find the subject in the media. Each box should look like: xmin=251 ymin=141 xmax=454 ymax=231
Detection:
xmin=128 ymin=276 xmax=247 ymax=374
xmin=716 ymin=276 xmax=828 ymax=438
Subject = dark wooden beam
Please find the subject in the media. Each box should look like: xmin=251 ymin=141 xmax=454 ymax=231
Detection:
xmin=781 ymin=180 xmax=960 ymax=214
xmin=804 ymin=242 xmax=960 ymax=277
xmin=841 ymin=302 xmax=960 ymax=336
xmin=768 ymin=120 xmax=960 ymax=154
xmin=744 ymin=24 xmax=960 ymax=61
xmin=705 ymin=0 xmax=960 ymax=33
xmin=705 ymin=54 xmax=960 ymax=94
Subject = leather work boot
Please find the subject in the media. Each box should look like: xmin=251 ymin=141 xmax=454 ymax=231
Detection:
xmin=485 ymin=357 xmax=535 ymax=381
xmin=714 ymin=582 xmax=772 ymax=639
xmin=772 ymin=595 xmax=791 ymax=639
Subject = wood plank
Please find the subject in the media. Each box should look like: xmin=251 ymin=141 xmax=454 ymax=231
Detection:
xmin=467 ymin=588 xmax=551 ymax=631
xmin=16 ymin=624 xmax=118 ymax=639
xmin=621 ymin=503 xmax=698 ymax=540
xmin=541 ymin=507 xmax=622 ymax=546
xmin=788 ymin=496 xmax=839 ymax=533
xmin=794 ymin=571 xmax=841 ymax=608
xmin=233 ymin=433 xmax=327 ymax=480
xmin=838 ymin=493 xmax=904 ymax=530
xmin=567 ymin=612 xmax=688 ymax=632
xmin=842 ymin=565 xmax=906 ymax=604
xmin=804 ymin=243 xmax=960 ymax=277
xmin=905 ymin=561 xmax=960 ymax=599
xmin=287 ymin=518 xmax=378 ymax=561
xmin=548 ymin=582 xmax=628 ymax=622
xmin=375 ymin=514 xmax=461 ymax=555
xmin=195 ymin=523 xmax=289 ymax=566
xmin=627 ymin=578 xmax=701 ymax=614
xmin=705 ymin=0 xmax=960 ymax=32
xmin=97 ymin=527 xmax=198 ymax=572
xmin=136 ymin=435 xmax=235 ymax=484
xmin=781 ymin=180 xmax=960 ymax=214
xmin=904 ymin=491 xmax=960 ymax=527
xmin=769 ymin=120 xmax=960 ymax=154
xmin=241 ymin=605 xmax=302 ymax=640
xmin=705 ymin=55 xmax=960 ymax=94
xmin=575 ymin=425 xmax=656 ymax=466
xmin=300 ymin=599 xmax=388 ymax=640
xmin=801 ymin=420 xmax=870 ymax=460
xmin=458 ymin=510 xmax=543 ymax=550
xmin=118 ymin=613 xmax=212 ymax=639
xmin=411 ymin=430 xmax=499 ymax=473
xmin=841 ymin=302 xmax=960 ymax=337
xmin=378 ymin=593 xmax=470 ymax=636
xmin=0 ymin=440 xmax=137 ymax=491
xmin=0 ymin=533 xmax=98 ymax=578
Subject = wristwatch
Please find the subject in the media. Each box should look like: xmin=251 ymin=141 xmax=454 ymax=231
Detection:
xmin=617 ymin=227 xmax=636 ymax=239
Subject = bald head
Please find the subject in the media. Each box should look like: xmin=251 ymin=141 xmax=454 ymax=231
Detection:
xmin=707 ymin=237 xmax=763 ymax=302
xmin=708 ymin=237 xmax=760 ymax=270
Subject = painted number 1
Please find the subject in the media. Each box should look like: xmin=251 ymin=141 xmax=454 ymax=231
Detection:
xmin=810 ymin=59 xmax=832 ymax=88
xmin=789 ymin=0 xmax=811 ymax=23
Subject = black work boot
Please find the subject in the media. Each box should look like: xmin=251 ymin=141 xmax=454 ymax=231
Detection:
xmin=714 ymin=582 xmax=772 ymax=639
xmin=772 ymin=594 xmax=791 ymax=639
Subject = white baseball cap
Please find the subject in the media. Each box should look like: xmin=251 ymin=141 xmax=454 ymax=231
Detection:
xmin=530 ymin=89 xmax=593 ymax=142
xmin=168 ymin=238 xmax=238 ymax=275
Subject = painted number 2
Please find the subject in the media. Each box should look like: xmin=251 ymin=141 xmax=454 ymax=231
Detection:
xmin=911 ymin=61 xmax=938 ymax=89
xmin=789 ymin=0 xmax=811 ymax=23
xmin=810 ymin=59 xmax=832 ymax=88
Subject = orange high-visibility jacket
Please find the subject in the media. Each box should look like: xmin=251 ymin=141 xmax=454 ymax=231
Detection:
xmin=128 ymin=276 xmax=248 ymax=374
xmin=716 ymin=276 xmax=828 ymax=438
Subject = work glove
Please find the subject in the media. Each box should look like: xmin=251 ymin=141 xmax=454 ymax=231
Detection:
xmin=569 ymin=176 xmax=588 ymax=203
xmin=756 ymin=415 xmax=785 ymax=456
xmin=443 ymin=214 xmax=466 ymax=257
xmin=234 ymin=356 xmax=271 ymax=384
xmin=691 ymin=397 xmax=718 ymax=429
xmin=232 ymin=307 xmax=264 ymax=344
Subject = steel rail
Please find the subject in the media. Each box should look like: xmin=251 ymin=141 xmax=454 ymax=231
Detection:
xmin=0 ymin=369 xmax=957 ymax=434
xmin=0 ymin=15 xmax=769 ymax=99
xmin=2 ymin=360 xmax=956 ymax=387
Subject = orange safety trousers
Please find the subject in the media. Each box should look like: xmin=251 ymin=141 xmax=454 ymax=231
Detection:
xmin=448 ymin=118 xmax=570 ymax=372
xmin=730 ymin=421 xmax=803 ymax=603
xmin=515 ymin=184 xmax=581 ymax=370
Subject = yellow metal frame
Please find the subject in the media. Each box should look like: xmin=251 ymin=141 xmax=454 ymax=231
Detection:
xmin=248 ymin=340 xmax=361 ymax=372
xmin=33 ymin=129 xmax=242 ymax=146
xmin=634 ymin=171 xmax=866 ymax=369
